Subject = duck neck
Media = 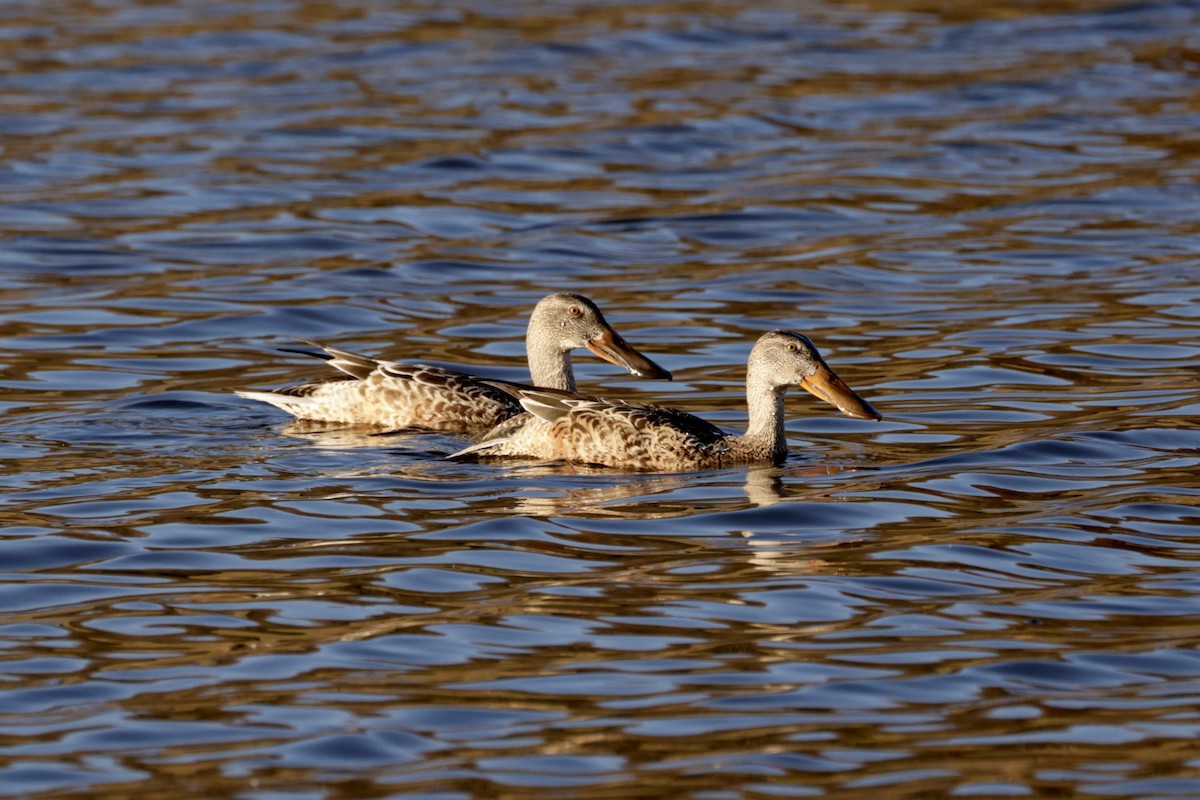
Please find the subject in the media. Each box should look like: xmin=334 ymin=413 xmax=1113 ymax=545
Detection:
xmin=741 ymin=368 xmax=787 ymax=462
xmin=526 ymin=329 xmax=576 ymax=392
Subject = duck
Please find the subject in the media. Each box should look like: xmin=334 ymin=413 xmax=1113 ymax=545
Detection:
xmin=236 ymin=293 xmax=671 ymax=434
xmin=452 ymin=330 xmax=880 ymax=471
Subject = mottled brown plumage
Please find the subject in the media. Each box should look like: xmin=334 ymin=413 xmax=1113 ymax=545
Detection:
xmin=454 ymin=330 xmax=881 ymax=471
xmin=236 ymin=293 xmax=670 ymax=434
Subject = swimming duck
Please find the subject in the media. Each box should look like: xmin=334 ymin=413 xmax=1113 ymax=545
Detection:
xmin=452 ymin=330 xmax=880 ymax=470
xmin=236 ymin=293 xmax=671 ymax=434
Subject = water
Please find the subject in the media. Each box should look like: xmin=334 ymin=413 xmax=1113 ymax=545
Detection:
xmin=2 ymin=0 xmax=1200 ymax=796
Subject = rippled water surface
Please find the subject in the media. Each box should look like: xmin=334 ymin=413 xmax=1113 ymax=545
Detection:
xmin=3 ymin=0 xmax=1200 ymax=796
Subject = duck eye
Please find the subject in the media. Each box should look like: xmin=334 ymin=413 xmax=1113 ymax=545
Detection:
xmin=568 ymin=306 xmax=582 ymax=317
xmin=787 ymin=343 xmax=799 ymax=353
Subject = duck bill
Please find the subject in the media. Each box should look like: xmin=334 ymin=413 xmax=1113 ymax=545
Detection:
xmin=800 ymin=363 xmax=881 ymax=421
xmin=586 ymin=327 xmax=672 ymax=380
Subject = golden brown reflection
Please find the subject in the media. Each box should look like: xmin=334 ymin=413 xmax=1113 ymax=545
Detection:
xmin=6 ymin=515 xmax=1197 ymax=799
xmin=2 ymin=0 xmax=1200 ymax=796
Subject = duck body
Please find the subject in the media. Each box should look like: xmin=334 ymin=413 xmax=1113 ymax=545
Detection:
xmin=476 ymin=394 xmax=743 ymax=470
xmin=455 ymin=330 xmax=880 ymax=471
xmin=236 ymin=293 xmax=669 ymax=434
xmin=237 ymin=347 xmax=522 ymax=434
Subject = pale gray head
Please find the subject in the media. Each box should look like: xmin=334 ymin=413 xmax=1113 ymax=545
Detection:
xmin=750 ymin=330 xmax=881 ymax=420
xmin=528 ymin=293 xmax=671 ymax=380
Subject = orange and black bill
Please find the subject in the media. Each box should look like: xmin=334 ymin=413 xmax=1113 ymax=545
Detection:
xmin=587 ymin=327 xmax=672 ymax=381
xmin=800 ymin=362 xmax=881 ymax=421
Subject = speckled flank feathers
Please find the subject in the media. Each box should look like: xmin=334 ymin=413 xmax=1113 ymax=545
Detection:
xmin=237 ymin=360 xmax=522 ymax=434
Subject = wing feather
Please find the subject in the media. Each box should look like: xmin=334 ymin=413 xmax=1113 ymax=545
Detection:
xmin=239 ymin=343 xmax=521 ymax=432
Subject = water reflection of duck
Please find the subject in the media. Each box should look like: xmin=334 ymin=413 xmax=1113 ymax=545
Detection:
xmin=454 ymin=330 xmax=880 ymax=471
xmin=236 ymin=293 xmax=670 ymax=434
xmin=504 ymin=463 xmax=854 ymax=518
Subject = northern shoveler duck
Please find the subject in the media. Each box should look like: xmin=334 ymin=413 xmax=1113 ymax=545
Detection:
xmin=236 ymin=293 xmax=671 ymax=434
xmin=452 ymin=330 xmax=880 ymax=471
